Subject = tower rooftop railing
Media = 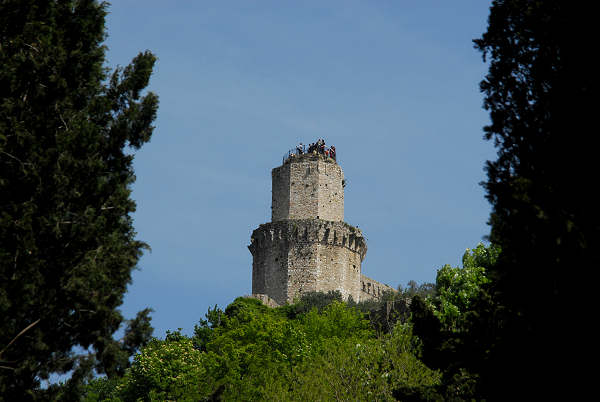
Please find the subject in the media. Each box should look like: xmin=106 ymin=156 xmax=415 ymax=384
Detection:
xmin=282 ymin=143 xmax=337 ymax=164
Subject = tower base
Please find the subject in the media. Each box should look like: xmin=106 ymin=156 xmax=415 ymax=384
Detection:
xmin=249 ymin=219 xmax=367 ymax=305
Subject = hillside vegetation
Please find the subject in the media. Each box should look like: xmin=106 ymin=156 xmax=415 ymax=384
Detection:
xmin=79 ymin=244 xmax=494 ymax=401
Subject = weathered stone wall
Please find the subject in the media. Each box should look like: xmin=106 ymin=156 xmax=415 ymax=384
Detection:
xmin=250 ymin=230 xmax=289 ymax=305
xmin=316 ymin=158 xmax=344 ymax=222
xmin=271 ymin=162 xmax=290 ymax=221
xmin=272 ymin=154 xmax=344 ymax=222
xmin=249 ymin=220 xmax=366 ymax=304
xmin=360 ymin=274 xmax=396 ymax=301
xmin=312 ymin=242 xmax=363 ymax=301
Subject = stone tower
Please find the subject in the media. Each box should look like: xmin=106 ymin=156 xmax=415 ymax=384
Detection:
xmin=249 ymin=149 xmax=393 ymax=306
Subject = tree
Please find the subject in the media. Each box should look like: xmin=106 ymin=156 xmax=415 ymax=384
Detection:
xmin=398 ymin=280 xmax=436 ymax=300
xmin=409 ymin=244 xmax=498 ymax=399
xmin=473 ymin=0 xmax=595 ymax=397
xmin=95 ymin=296 xmax=439 ymax=400
xmin=433 ymin=243 xmax=496 ymax=332
xmin=0 ymin=0 xmax=157 ymax=398
xmin=272 ymin=324 xmax=441 ymax=401
xmin=112 ymin=334 xmax=211 ymax=402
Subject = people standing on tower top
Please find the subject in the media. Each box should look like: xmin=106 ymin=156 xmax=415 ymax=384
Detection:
xmin=311 ymin=141 xmax=319 ymax=154
xmin=289 ymin=139 xmax=337 ymax=161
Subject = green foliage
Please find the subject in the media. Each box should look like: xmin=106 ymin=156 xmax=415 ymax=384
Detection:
xmin=199 ymin=298 xmax=373 ymax=399
xmin=105 ymin=296 xmax=440 ymax=401
xmin=432 ymin=243 xmax=496 ymax=331
xmin=284 ymin=289 xmax=343 ymax=317
xmin=299 ymin=300 xmax=372 ymax=345
xmin=116 ymin=335 xmax=212 ymax=401
xmin=434 ymin=265 xmax=486 ymax=331
xmin=208 ymin=298 xmax=311 ymax=385
xmin=398 ymin=280 xmax=436 ymax=300
xmin=193 ymin=305 xmax=223 ymax=351
xmin=82 ymin=377 xmax=121 ymax=402
xmin=0 ymin=0 xmax=157 ymax=397
xmin=409 ymin=244 xmax=500 ymax=399
xmin=351 ymin=290 xmax=410 ymax=335
xmin=264 ymin=324 xmax=440 ymax=401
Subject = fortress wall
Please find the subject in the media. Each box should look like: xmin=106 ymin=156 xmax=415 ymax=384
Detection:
xmin=250 ymin=226 xmax=289 ymax=305
xmin=314 ymin=243 xmax=362 ymax=301
xmin=249 ymin=220 xmax=366 ymax=304
xmin=287 ymin=241 xmax=319 ymax=302
xmin=360 ymin=274 xmax=396 ymax=301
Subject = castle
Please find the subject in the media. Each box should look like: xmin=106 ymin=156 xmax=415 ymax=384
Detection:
xmin=248 ymin=144 xmax=394 ymax=306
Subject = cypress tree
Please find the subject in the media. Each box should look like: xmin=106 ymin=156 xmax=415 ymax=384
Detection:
xmin=473 ymin=0 xmax=596 ymax=397
xmin=0 ymin=0 xmax=157 ymax=398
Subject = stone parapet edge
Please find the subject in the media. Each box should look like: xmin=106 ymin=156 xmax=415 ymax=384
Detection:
xmin=248 ymin=219 xmax=367 ymax=261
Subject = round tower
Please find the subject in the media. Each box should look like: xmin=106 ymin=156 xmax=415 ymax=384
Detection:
xmin=249 ymin=151 xmax=367 ymax=305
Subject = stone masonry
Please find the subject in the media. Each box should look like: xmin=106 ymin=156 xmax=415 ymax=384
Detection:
xmin=249 ymin=151 xmax=394 ymax=306
xmin=271 ymin=153 xmax=344 ymax=222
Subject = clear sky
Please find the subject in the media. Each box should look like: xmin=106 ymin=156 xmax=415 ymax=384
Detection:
xmin=104 ymin=0 xmax=495 ymax=338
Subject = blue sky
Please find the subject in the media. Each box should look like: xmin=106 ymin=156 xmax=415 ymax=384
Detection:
xmin=104 ymin=1 xmax=495 ymax=337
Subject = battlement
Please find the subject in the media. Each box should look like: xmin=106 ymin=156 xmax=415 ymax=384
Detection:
xmin=360 ymin=275 xmax=396 ymax=300
xmin=249 ymin=219 xmax=367 ymax=260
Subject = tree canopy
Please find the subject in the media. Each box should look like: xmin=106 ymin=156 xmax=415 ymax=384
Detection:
xmin=471 ymin=0 xmax=596 ymax=397
xmin=431 ymin=243 xmax=497 ymax=332
xmin=0 ymin=0 xmax=157 ymax=398
xmin=84 ymin=297 xmax=441 ymax=401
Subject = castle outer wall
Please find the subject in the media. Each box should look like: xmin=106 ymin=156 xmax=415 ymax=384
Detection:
xmin=360 ymin=275 xmax=396 ymax=301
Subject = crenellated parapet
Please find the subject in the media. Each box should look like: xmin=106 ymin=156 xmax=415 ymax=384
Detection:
xmin=360 ymin=275 xmax=396 ymax=300
xmin=249 ymin=219 xmax=367 ymax=261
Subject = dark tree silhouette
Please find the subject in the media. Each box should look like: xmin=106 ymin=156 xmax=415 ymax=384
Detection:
xmin=413 ymin=2 xmax=596 ymax=399
xmin=0 ymin=1 xmax=157 ymax=398
xmin=472 ymin=0 xmax=596 ymax=398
